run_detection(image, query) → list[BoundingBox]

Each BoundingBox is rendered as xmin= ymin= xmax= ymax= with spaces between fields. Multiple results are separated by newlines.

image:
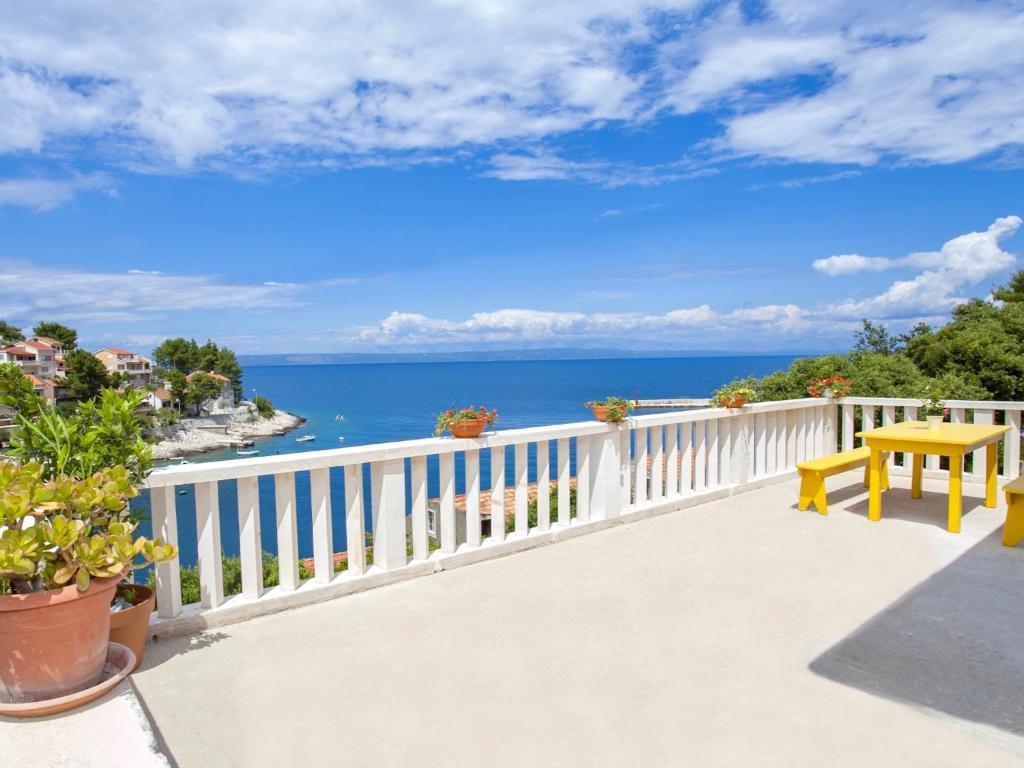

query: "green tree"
xmin=254 ymin=395 xmax=275 ymax=419
xmin=0 ymin=363 xmax=43 ymax=418
xmin=852 ymin=319 xmax=899 ymax=355
xmin=0 ymin=320 xmax=24 ymax=346
xmin=166 ymin=369 xmax=188 ymax=412
xmin=187 ymin=372 xmax=223 ymax=413
xmin=992 ymin=271 xmax=1024 ymax=304
xmin=64 ymin=349 xmax=111 ymax=402
xmin=31 ymin=321 xmax=77 ymax=350
xmin=215 ymin=347 xmax=243 ymax=400
xmin=152 ymin=338 xmax=195 ymax=372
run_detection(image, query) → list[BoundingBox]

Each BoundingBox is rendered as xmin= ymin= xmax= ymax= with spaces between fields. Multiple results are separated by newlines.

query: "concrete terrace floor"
xmin=132 ymin=473 xmax=1024 ymax=767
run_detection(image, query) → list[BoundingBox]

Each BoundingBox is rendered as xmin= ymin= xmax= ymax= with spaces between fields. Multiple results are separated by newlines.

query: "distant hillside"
xmin=238 ymin=348 xmax=823 ymax=366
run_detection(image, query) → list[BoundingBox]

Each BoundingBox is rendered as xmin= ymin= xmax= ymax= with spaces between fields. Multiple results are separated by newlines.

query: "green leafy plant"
xmin=9 ymin=388 xmax=153 ymax=485
xmin=434 ymin=406 xmax=498 ymax=437
xmin=585 ymin=396 xmax=633 ymax=422
xmin=920 ymin=387 xmax=946 ymax=418
xmin=711 ymin=385 xmax=756 ymax=408
xmin=254 ymin=395 xmax=275 ymax=419
xmin=0 ymin=462 xmax=176 ymax=595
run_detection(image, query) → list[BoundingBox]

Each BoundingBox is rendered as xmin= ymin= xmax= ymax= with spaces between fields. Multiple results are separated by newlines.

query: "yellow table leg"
xmin=868 ymin=448 xmax=883 ymax=522
xmin=948 ymin=454 xmax=963 ymax=533
xmin=911 ymin=453 xmax=923 ymax=499
xmin=986 ymin=442 xmax=998 ymax=508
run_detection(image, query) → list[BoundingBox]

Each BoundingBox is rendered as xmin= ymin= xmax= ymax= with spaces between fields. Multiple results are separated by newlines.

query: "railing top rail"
xmin=143 ymin=397 xmax=825 ymax=488
xmin=841 ymin=396 xmax=1023 ymax=410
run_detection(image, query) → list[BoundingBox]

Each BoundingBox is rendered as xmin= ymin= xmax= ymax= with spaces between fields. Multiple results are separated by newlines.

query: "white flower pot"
xmin=926 ymin=414 xmax=943 ymax=430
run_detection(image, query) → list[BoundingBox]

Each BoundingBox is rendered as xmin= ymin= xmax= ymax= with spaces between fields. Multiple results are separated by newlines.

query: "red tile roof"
xmin=20 ymin=340 xmax=53 ymax=352
xmin=187 ymin=371 xmax=231 ymax=383
xmin=98 ymin=347 xmax=134 ymax=356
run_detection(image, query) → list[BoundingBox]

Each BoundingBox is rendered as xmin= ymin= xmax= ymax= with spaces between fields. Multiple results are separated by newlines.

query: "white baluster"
xmin=194 ymin=480 xmax=224 ymax=608
xmin=151 ymin=485 xmax=182 ymax=618
xmin=651 ymin=425 xmax=665 ymax=502
xmin=785 ymin=410 xmax=798 ymax=468
xmin=236 ymin=476 xmax=263 ymax=599
xmin=410 ymin=456 xmax=429 ymax=560
xmin=438 ymin=452 xmax=456 ymax=553
xmin=680 ymin=423 xmax=694 ymax=493
xmin=575 ymin=437 xmax=591 ymax=522
xmin=344 ymin=464 xmax=366 ymax=575
xmin=514 ymin=443 xmax=528 ymax=534
xmin=466 ymin=449 xmax=482 ymax=546
xmin=1006 ymin=410 xmax=1021 ymax=478
xmin=490 ymin=446 xmax=506 ymax=541
xmin=707 ymin=420 xmax=720 ymax=487
xmin=310 ymin=468 xmax=333 ymax=584
xmin=536 ymin=441 xmax=550 ymax=531
xmin=882 ymin=405 xmax=895 ymax=470
xmin=903 ymin=406 xmax=918 ymax=469
xmin=274 ymin=472 xmax=299 ymax=591
xmin=370 ymin=459 xmax=408 ymax=570
xmin=666 ymin=424 xmax=680 ymax=498
xmin=634 ymin=426 xmax=649 ymax=507
xmin=973 ymin=409 xmax=994 ymax=477
xmin=754 ymin=413 xmax=767 ymax=477
xmin=694 ymin=421 xmax=708 ymax=491
xmin=556 ymin=437 xmax=570 ymax=526
xmin=842 ymin=404 xmax=855 ymax=450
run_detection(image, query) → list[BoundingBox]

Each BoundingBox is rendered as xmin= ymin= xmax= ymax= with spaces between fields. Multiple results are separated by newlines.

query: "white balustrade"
xmin=142 ymin=397 xmax=957 ymax=633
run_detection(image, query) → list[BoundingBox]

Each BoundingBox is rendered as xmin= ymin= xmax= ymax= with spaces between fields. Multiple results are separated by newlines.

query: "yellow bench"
xmin=1002 ymin=476 xmax=1024 ymax=547
xmin=797 ymin=446 xmax=889 ymax=516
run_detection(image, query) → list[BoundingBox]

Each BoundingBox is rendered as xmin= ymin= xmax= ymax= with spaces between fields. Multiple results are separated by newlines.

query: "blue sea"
xmin=143 ymin=356 xmax=795 ymax=567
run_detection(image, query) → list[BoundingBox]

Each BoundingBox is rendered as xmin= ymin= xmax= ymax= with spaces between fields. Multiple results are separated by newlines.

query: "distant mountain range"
xmin=238 ymin=348 xmax=830 ymax=367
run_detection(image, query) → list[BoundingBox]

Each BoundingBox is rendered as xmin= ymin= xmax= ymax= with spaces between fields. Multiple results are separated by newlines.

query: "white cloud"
xmin=483 ymin=153 xmax=710 ymax=187
xmin=0 ymin=2 xmax=1020 ymax=175
xmin=832 ymin=216 xmax=1021 ymax=318
xmin=0 ymin=262 xmax=371 ymax=324
xmin=0 ymin=172 xmax=116 ymax=211
xmin=352 ymin=216 xmax=1019 ymax=347
xmin=812 ymin=253 xmax=893 ymax=277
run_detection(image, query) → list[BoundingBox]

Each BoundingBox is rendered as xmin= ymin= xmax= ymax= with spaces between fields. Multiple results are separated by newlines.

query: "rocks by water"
xmin=151 ymin=407 xmax=304 ymax=459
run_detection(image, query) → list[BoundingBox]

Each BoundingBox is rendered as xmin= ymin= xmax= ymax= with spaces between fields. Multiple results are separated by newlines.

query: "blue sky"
xmin=0 ymin=1 xmax=1022 ymax=354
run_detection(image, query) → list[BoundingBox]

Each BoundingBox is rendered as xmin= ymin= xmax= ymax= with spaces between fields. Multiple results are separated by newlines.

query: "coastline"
xmin=151 ymin=408 xmax=305 ymax=459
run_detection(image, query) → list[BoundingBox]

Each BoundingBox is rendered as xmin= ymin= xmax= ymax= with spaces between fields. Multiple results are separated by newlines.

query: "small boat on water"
xmin=296 ymin=435 xmax=316 ymax=443
xmin=236 ymin=449 xmax=259 ymax=456
xmin=338 ymin=436 xmax=345 ymax=442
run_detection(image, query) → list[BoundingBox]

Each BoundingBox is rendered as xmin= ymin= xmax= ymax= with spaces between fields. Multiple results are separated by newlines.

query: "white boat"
xmin=296 ymin=435 xmax=316 ymax=443
xmin=236 ymin=449 xmax=259 ymax=456
xmin=338 ymin=436 xmax=345 ymax=442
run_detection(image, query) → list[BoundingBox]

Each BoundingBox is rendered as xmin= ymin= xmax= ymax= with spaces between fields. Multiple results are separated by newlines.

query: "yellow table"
xmin=856 ymin=421 xmax=1010 ymax=533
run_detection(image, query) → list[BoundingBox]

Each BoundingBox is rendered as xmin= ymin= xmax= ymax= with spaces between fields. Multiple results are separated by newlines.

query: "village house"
xmin=0 ymin=338 xmax=59 ymax=380
xmin=185 ymin=371 xmax=235 ymax=412
xmin=25 ymin=373 xmax=69 ymax=405
xmin=94 ymin=348 xmax=154 ymax=388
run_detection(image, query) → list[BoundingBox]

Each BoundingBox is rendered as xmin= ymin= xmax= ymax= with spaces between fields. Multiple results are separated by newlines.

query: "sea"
xmin=141 ymin=356 xmax=796 ymax=567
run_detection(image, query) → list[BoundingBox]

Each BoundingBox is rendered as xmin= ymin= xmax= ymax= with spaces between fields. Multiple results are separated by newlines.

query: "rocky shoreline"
xmin=151 ymin=408 xmax=305 ymax=459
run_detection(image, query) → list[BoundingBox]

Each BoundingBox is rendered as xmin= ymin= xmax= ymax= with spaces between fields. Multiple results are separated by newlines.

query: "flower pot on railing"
xmin=926 ymin=414 xmax=943 ymax=430
xmin=720 ymin=395 xmax=748 ymax=409
xmin=0 ymin=573 xmax=122 ymax=704
xmin=109 ymin=584 xmax=156 ymax=673
xmin=449 ymin=417 xmax=488 ymax=438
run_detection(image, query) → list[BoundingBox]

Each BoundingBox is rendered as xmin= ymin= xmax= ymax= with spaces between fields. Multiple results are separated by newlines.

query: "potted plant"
xmin=109 ymin=582 xmax=156 ymax=673
xmin=0 ymin=462 xmax=176 ymax=706
xmin=435 ymin=406 xmax=498 ymax=438
xmin=920 ymin=388 xmax=946 ymax=430
xmin=806 ymin=376 xmax=851 ymax=399
xmin=711 ymin=385 xmax=756 ymax=409
xmin=585 ymin=397 xmax=633 ymax=423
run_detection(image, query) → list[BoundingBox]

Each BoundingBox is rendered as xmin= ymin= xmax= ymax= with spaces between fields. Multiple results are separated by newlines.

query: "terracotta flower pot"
xmin=590 ymin=405 xmax=610 ymax=422
xmin=0 ymin=573 xmax=121 ymax=704
xmin=721 ymin=396 xmax=748 ymax=409
xmin=450 ymin=417 xmax=487 ymax=438
xmin=109 ymin=584 xmax=155 ymax=673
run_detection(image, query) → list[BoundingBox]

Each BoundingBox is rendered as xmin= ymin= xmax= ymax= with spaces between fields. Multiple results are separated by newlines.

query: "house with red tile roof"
xmin=186 ymin=371 xmax=235 ymax=412
xmin=94 ymin=348 xmax=153 ymax=388
xmin=0 ymin=339 xmax=59 ymax=380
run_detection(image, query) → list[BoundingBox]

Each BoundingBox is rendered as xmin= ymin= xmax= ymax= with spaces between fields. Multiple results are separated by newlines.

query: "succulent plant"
xmin=0 ymin=462 xmax=176 ymax=595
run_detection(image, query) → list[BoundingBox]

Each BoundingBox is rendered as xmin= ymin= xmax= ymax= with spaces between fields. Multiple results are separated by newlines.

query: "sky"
xmin=0 ymin=0 xmax=1022 ymax=355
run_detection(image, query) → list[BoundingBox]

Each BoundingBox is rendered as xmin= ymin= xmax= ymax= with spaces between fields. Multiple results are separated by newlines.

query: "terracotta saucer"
xmin=0 ymin=642 xmax=136 ymax=718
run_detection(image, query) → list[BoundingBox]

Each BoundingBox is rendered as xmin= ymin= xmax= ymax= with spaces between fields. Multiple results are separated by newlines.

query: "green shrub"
xmin=254 ymin=396 xmax=275 ymax=419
